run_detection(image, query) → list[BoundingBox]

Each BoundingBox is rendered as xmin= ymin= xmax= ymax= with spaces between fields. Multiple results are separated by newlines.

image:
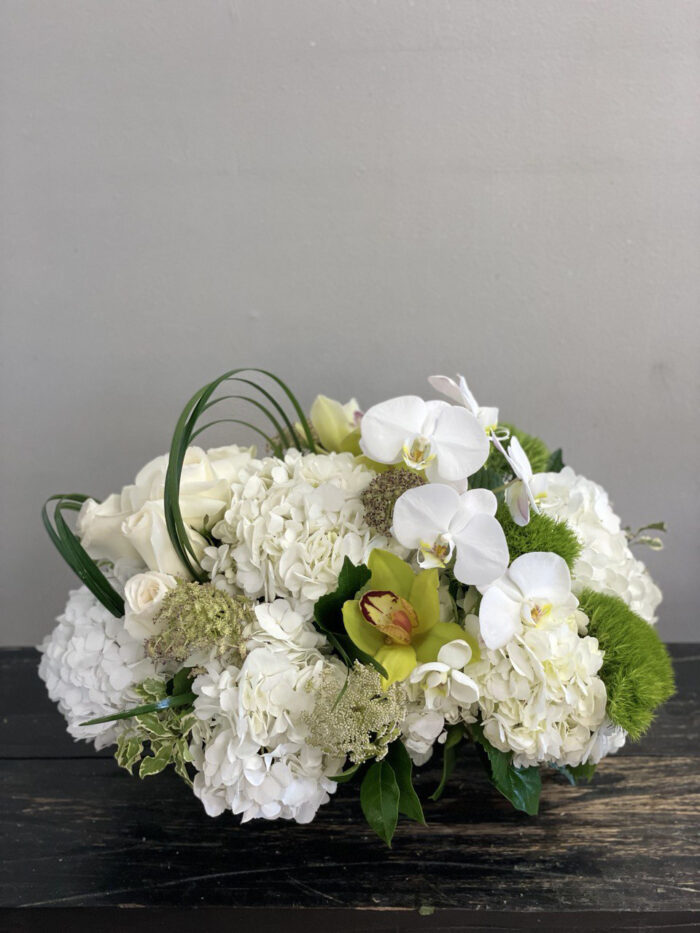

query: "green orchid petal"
xmin=343 ymin=600 xmax=384 ymax=656
xmin=409 ymin=568 xmax=441 ymax=635
xmin=414 ymin=621 xmax=468 ymax=665
xmin=338 ymin=428 xmax=362 ymax=456
xmin=367 ymin=549 xmax=414 ymax=598
xmin=376 ymin=643 xmax=417 ymax=687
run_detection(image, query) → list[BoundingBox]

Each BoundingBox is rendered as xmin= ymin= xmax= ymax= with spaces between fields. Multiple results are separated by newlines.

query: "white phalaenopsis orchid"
xmin=359 ymin=396 xmax=489 ymax=484
xmin=477 ymin=551 xmax=580 ymax=650
xmin=392 ymin=483 xmax=509 ymax=586
xmin=428 ymin=374 xmax=499 ymax=432
xmin=495 ymin=435 xmax=547 ymax=527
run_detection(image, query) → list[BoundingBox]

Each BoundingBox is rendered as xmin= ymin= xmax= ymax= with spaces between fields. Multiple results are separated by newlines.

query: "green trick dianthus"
xmin=488 ymin=423 xmax=551 ymax=475
xmin=361 ymin=468 xmax=426 ymax=536
xmin=496 ymin=501 xmax=581 ymax=571
xmin=147 ymin=582 xmax=253 ymax=663
xmin=578 ymin=589 xmax=674 ymax=740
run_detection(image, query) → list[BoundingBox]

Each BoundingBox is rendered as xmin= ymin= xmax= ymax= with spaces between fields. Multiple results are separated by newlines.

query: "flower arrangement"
xmin=40 ymin=368 xmax=674 ymax=844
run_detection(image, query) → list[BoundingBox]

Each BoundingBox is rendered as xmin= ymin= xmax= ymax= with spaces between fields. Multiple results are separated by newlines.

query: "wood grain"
xmin=1 ymin=645 xmax=698 ymax=925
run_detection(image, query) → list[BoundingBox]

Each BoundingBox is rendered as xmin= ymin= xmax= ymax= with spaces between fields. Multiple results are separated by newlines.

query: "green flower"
xmin=342 ymin=549 xmax=472 ymax=686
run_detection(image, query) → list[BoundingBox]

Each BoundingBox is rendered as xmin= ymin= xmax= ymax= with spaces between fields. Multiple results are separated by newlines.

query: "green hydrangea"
xmin=147 ymin=581 xmax=253 ymax=663
xmin=578 ymin=589 xmax=675 ymax=739
xmin=305 ymin=662 xmax=407 ymax=764
xmin=496 ymin=501 xmax=581 ymax=571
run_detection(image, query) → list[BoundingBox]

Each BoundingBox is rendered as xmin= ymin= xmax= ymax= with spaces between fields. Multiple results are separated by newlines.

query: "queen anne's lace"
xmin=38 ymin=583 xmax=158 ymax=749
xmin=537 ymin=467 xmax=662 ymax=623
xmin=189 ymin=599 xmax=344 ymax=823
xmin=213 ymin=450 xmax=402 ymax=613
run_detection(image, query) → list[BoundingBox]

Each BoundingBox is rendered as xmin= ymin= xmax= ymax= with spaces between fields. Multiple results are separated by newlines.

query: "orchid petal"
xmin=408 ymin=567 xmax=441 ymax=634
xmin=428 ymin=374 xmax=463 ymax=405
xmin=507 ymin=551 xmax=572 ymax=603
xmin=342 ymin=599 xmax=384 ymax=656
xmin=507 ymin=436 xmax=533 ymax=482
xmin=457 ymin=488 xmax=498 ymax=524
xmin=430 ymin=406 xmax=490 ymax=481
xmin=367 ymin=548 xmax=415 ymax=598
xmin=375 ymin=643 xmax=417 ymax=687
xmin=414 ymin=620 xmax=467 ymax=663
xmin=359 ymin=395 xmax=427 ymax=464
xmin=392 ymin=483 xmax=461 ymax=549
xmin=453 ymin=513 xmax=510 ymax=587
xmin=436 ymin=638 xmax=473 ymax=668
xmin=450 ymin=670 xmax=480 ymax=704
xmin=478 ymin=586 xmax=523 ymax=649
xmin=505 ymin=480 xmax=531 ymax=526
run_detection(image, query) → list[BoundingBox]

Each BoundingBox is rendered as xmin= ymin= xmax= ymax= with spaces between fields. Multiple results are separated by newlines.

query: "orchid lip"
xmin=359 ymin=589 xmax=418 ymax=645
xmin=402 ymin=434 xmax=436 ymax=470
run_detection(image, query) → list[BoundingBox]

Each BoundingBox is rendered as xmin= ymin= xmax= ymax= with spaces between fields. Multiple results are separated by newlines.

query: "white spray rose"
xmin=123 ymin=571 xmax=178 ymax=642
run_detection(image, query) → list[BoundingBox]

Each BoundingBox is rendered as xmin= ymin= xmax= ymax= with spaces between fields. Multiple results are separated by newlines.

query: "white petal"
xmin=450 ymin=670 xmax=480 ymax=705
xmin=507 ymin=551 xmax=572 ymax=603
xmin=359 ymin=395 xmax=427 ymax=464
xmin=430 ymin=406 xmax=490 ymax=481
xmin=478 ymin=406 xmax=500 ymax=430
xmin=508 ymin=436 xmax=533 ymax=482
xmin=505 ymin=481 xmax=531 ymax=526
xmin=428 ymin=375 xmax=463 ymax=405
xmin=457 ymin=488 xmax=498 ymax=524
xmin=453 ymin=513 xmax=510 ymax=587
xmin=392 ymin=483 xmax=461 ymax=549
xmin=456 ymin=375 xmax=480 ymax=415
xmin=437 ymin=639 xmax=473 ymax=668
xmin=479 ymin=585 xmax=523 ymax=649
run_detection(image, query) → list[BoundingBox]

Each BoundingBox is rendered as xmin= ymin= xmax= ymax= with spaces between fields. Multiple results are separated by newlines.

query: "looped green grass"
xmin=578 ymin=589 xmax=675 ymax=739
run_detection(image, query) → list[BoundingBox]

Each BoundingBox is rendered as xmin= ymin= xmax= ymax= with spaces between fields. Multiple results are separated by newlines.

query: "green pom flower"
xmin=496 ymin=501 xmax=581 ymax=571
xmin=342 ymin=549 xmax=473 ymax=686
xmin=578 ymin=589 xmax=675 ymax=739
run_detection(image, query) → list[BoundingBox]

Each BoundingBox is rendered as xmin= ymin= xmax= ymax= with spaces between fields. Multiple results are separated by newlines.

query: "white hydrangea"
xmin=189 ymin=599 xmax=344 ymax=824
xmin=38 ymin=583 xmax=158 ymax=750
xmin=213 ymin=450 xmax=401 ymax=614
xmin=468 ymin=609 xmax=608 ymax=769
xmin=536 ymin=466 xmax=662 ymax=623
xmin=401 ymin=640 xmax=480 ymax=765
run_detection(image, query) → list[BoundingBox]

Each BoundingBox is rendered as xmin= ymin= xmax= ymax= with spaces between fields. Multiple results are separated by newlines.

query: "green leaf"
xmin=330 ymin=761 xmax=364 ymax=783
xmin=429 ymin=723 xmax=465 ymax=801
xmin=360 ymin=760 xmax=400 ymax=847
xmin=546 ymin=448 xmax=564 ymax=472
xmin=139 ymin=745 xmax=173 ymax=778
xmin=314 ymin=557 xmax=371 ymax=631
xmin=312 ymin=557 xmax=387 ymax=677
xmin=42 ymin=494 xmax=125 ymax=617
xmin=80 ymin=691 xmax=195 ymax=726
xmin=552 ymin=762 xmax=596 ymax=786
xmin=468 ymin=467 xmax=506 ymax=492
xmin=470 ymin=722 xmax=541 ymax=815
xmin=386 ymin=741 xmax=425 ymax=825
xmin=115 ymin=734 xmax=144 ymax=775
xmin=170 ymin=667 xmax=193 ymax=696
xmin=135 ymin=712 xmax=172 ymax=738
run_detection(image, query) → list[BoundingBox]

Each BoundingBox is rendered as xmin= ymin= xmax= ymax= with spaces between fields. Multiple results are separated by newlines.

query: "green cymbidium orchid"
xmin=310 ymin=394 xmax=363 ymax=454
xmin=342 ymin=549 xmax=475 ymax=687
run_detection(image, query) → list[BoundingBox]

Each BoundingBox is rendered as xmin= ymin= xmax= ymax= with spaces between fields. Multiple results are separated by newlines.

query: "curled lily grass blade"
xmin=41 ymin=494 xmax=125 ymax=617
xmin=164 ymin=368 xmax=317 ymax=581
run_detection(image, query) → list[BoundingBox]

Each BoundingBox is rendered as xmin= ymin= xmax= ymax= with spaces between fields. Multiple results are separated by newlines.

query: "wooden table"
xmin=1 ymin=645 xmax=698 ymax=931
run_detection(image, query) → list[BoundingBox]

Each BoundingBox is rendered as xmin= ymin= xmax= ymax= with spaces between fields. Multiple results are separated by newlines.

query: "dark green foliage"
xmin=488 ymin=423 xmax=551 ymax=475
xmin=470 ymin=721 xmax=541 ymax=815
xmin=579 ymin=589 xmax=675 ymax=740
xmin=429 ymin=723 xmax=465 ymax=801
xmin=497 ymin=501 xmax=581 ymax=571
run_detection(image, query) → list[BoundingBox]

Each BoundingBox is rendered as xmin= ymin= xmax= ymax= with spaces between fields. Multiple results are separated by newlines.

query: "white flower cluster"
xmin=189 ymin=599 xmax=344 ymax=823
xmin=38 ymin=583 xmax=158 ymax=749
xmin=212 ymin=450 xmax=400 ymax=614
xmin=469 ymin=609 xmax=607 ymax=769
xmin=537 ymin=467 xmax=662 ymax=623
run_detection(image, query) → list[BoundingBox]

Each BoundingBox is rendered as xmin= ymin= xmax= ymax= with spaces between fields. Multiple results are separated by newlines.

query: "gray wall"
xmin=1 ymin=1 xmax=698 ymax=645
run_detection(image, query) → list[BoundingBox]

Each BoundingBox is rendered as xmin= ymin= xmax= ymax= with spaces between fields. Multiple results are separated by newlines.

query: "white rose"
xmin=77 ymin=494 xmax=141 ymax=564
xmin=122 ymin=500 xmax=208 ymax=577
xmin=77 ymin=444 xmax=256 ymax=576
xmin=124 ymin=571 xmax=178 ymax=641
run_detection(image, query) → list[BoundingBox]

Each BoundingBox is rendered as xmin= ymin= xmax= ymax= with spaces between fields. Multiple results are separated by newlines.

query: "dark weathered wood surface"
xmin=1 ymin=645 xmax=698 ymax=930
